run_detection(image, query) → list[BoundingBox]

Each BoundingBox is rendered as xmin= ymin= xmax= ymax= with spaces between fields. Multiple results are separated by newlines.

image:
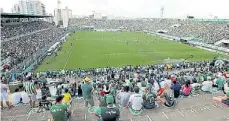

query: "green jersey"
xmin=110 ymin=87 xmax=117 ymax=97
xmin=50 ymin=104 xmax=68 ymax=121
xmin=216 ymin=78 xmax=225 ymax=90
xmin=23 ymin=82 xmax=35 ymax=94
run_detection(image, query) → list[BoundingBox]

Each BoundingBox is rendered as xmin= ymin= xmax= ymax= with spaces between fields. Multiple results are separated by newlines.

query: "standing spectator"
xmin=0 ymin=81 xmax=11 ymax=109
xmin=23 ymin=77 xmax=37 ymax=108
xmin=81 ymin=77 xmax=94 ymax=107
xmin=63 ymin=89 xmax=71 ymax=105
xmin=77 ymin=81 xmax=83 ymax=98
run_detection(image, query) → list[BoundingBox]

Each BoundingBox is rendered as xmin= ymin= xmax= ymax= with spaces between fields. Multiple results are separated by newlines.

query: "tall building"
xmin=12 ymin=0 xmax=46 ymax=15
xmin=54 ymin=0 xmax=72 ymax=27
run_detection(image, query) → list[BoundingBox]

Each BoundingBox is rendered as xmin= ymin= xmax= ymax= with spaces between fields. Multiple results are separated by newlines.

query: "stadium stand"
xmin=1 ymin=14 xmax=229 ymax=121
xmin=68 ymin=18 xmax=229 ymax=43
xmin=1 ymin=13 xmax=66 ymax=72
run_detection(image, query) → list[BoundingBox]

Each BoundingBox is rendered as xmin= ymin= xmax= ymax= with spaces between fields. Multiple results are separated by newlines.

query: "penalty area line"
xmin=104 ymin=54 xmax=111 ymax=66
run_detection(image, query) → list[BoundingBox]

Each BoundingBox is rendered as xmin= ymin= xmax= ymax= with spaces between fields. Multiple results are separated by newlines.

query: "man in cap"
xmin=81 ymin=77 xmax=94 ymax=107
xmin=95 ymin=95 xmax=120 ymax=121
xmin=143 ymin=85 xmax=158 ymax=109
xmin=50 ymin=96 xmax=71 ymax=121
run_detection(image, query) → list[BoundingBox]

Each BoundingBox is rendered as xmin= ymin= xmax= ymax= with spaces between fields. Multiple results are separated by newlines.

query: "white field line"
xmin=63 ymin=46 xmax=73 ymax=70
xmin=104 ymin=54 xmax=111 ymax=66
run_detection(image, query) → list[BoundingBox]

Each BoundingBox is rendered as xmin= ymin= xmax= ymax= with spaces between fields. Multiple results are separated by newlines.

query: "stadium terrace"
xmin=1 ymin=14 xmax=229 ymax=121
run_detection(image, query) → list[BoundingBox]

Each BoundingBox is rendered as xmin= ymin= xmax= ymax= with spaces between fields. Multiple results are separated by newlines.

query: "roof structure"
xmin=1 ymin=13 xmax=52 ymax=18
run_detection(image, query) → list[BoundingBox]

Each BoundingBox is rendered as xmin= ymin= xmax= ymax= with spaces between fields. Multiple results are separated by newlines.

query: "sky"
xmin=0 ymin=0 xmax=229 ymax=18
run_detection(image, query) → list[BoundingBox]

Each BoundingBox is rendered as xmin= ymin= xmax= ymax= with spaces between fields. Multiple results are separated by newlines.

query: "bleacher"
xmin=2 ymin=92 xmax=229 ymax=121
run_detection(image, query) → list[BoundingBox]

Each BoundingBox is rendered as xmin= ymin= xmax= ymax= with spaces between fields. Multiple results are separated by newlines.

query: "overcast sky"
xmin=0 ymin=0 xmax=229 ymax=18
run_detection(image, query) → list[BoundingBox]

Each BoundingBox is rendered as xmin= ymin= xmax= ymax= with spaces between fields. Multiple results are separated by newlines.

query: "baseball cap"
xmin=106 ymin=95 xmax=114 ymax=104
xmin=85 ymin=77 xmax=90 ymax=82
xmin=146 ymin=84 xmax=151 ymax=89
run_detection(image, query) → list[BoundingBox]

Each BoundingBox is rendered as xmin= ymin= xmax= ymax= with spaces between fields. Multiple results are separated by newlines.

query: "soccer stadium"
xmin=1 ymin=1 xmax=229 ymax=121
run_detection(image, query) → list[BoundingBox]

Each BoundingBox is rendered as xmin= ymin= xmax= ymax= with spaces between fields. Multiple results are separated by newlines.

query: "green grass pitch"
xmin=36 ymin=31 xmax=219 ymax=71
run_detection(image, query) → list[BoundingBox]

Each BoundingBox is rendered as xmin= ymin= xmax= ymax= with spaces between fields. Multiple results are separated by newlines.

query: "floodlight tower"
xmin=57 ymin=0 xmax=62 ymax=9
xmin=160 ymin=6 xmax=164 ymax=18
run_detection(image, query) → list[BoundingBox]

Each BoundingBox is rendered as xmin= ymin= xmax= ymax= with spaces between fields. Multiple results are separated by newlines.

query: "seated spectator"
xmin=216 ymin=75 xmax=226 ymax=92
xmin=63 ymin=89 xmax=71 ymax=105
xmin=224 ymin=80 xmax=229 ymax=93
xmin=213 ymin=91 xmax=229 ymax=106
xmin=95 ymin=95 xmax=120 ymax=121
xmin=116 ymin=86 xmax=131 ymax=107
xmin=50 ymin=96 xmax=71 ymax=121
xmin=181 ymin=80 xmax=192 ymax=96
xmin=143 ymin=85 xmax=158 ymax=109
xmin=157 ymin=83 xmax=175 ymax=107
xmin=170 ymin=81 xmax=181 ymax=98
xmin=126 ymin=87 xmax=143 ymax=113
xmin=21 ymin=91 xmax=29 ymax=104
xmin=201 ymin=77 xmax=213 ymax=92
xmin=12 ymin=88 xmax=22 ymax=105
xmin=191 ymin=79 xmax=201 ymax=95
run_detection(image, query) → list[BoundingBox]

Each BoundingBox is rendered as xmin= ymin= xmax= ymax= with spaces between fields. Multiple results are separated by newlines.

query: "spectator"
xmin=23 ymin=77 xmax=37 ymax=108
xmin=157 ymin=83 xmax=175 ymax=107
xmin=143 ymin=85 xmax=158 ymax=109
xmin=12 ymin=88 xmax=22 ymax=105
xmin=116 ymin=86 xmax=131 ymax=107
xmin=63 ymin=89 xmax=71 ymax=105
xmin=50 ymin=96 xmax=71 ymax=121
xmin=213 ymin=91 xmax=229 ymax=106
xmin=181 ymin=80 xmax=192 ymax=96
xmin=81 ymin=77 xmax=94 ymax=107
xmin=126 ymin=87 xmax=143 ymax=114
xmin=170 ymin=81 xmax=181 ymax=98
xmin=201 ymin=76 xmax=213 ymax=92
xmin=0 ymin=81 xmax=11 ymax=109
xmin=95 ymin=95 xmax=120 ymax=121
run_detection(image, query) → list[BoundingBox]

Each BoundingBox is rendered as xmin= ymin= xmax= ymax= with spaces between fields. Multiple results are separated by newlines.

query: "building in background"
xmin=12 ymin=0 xmax=46 ymax=15
xmin=0 ymin=8 xmax=3 ymax=13
xmin=54 ymin=0 xmax=72 ymax=27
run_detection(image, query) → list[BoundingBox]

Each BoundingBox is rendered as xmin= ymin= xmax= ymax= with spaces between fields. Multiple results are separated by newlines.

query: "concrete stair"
xmin=1 ymin=93 xmax=229 ymax=121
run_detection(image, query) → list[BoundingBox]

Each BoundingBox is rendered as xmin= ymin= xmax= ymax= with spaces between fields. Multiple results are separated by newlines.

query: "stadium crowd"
xmin=69 ymin=18 xmax=229 ymax=43
xmin=1 ymin=61 xmax=229 ymax=121
xmin=1 ymin=21 xmax=66 ymax=71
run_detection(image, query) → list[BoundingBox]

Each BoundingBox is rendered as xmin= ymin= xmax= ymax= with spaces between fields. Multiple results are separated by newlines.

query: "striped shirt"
xmin=23 ymin=81 xmax=35 ymax=94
